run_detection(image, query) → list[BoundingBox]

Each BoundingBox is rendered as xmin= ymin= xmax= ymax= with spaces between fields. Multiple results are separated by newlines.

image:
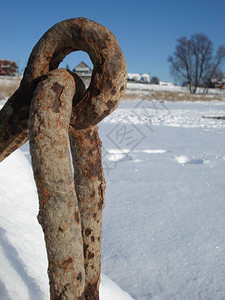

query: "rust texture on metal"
xmin=0 ymin=17 xmax=127 ymax=162
xmin=69 ymin=73 xmax=105 ymax=299
xmin=29 ymin=69 xmax=85 ymax=299
xmin=70 ymin=126 xmax=105 ymax=300
xmin=0 ymin=17 xmax=127 ymax=299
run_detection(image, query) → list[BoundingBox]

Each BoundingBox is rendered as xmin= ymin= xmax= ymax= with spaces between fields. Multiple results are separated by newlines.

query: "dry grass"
xmin=123 ymin=90 xmax=225 ymax=102
xmin=0 ymin=77 xmax=21 ymax=99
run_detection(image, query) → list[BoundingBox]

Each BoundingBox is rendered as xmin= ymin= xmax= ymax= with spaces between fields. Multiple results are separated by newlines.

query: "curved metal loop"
xmin=0 ymin=17 xmax=127 ymax=162
xmin=23 ymin=17 xmax=127 ymax=129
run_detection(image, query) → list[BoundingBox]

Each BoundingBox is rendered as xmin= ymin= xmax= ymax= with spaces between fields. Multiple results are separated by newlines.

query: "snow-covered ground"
xmin=100 ymin=99 xmax=225 ymax=300
xmin=0 ymin=96 xmax=225 ymax=299
xmin=127 ymin=82 xmax=185 ymax=92
xmin=126 ymin=82 xmax=225 ymax=94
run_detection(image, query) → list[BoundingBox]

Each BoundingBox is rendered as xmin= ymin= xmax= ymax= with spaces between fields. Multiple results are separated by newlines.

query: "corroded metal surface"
xmin=0 ymin=17 xmax=127 ymax=162
xmin=69 ymin=72 xmax=105 ymax=299
xmin=70 ymin=126 xmax=105 ymax=300
xmin=0 ymin=17 xmax=127 ymax=299
xmin=29 ymin=69 xmax=85 ymax=299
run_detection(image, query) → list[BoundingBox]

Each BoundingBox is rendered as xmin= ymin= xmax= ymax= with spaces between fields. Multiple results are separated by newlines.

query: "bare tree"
xmin=168 ymin=33 xmax=225 ymax=93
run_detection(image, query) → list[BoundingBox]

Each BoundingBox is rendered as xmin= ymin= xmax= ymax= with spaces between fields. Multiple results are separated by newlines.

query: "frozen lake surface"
xmin=99 ymin=99 xmax=225 ymax=300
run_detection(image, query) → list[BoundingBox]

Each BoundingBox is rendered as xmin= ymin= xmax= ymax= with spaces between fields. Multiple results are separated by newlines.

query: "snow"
xmin=103 ymin=100 xmax=225 ymax=129
xmin=0 ymin=147 xmax=134 ymax=300
xmin=99 ymin=99 xmax=225 ymax=300
xmin=126 ymin=81 xmax=184 ymax=92
xmin=0 ymin=150 xmax=48 ymax=300
xmin=0 ymin=95 xmax=225 ymax=299
xmin=126 ymin=81 xmax=225 ymax=95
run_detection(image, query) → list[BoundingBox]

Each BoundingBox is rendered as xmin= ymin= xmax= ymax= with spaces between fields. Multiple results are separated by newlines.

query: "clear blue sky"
xmin=0 ymin=0 xmax=224 ymax=82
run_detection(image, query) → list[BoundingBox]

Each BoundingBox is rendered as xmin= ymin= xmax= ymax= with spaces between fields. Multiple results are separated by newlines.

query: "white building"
xmin=73 ymin=62 xmax=92 ymax=79
xmin=127 ymin=73 xmax=150 ymax=83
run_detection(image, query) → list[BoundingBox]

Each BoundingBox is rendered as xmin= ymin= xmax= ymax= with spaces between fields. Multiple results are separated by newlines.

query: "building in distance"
xmin=73 ymin=62 xmax=92 ymax=79
xmin=0 ymin=59 xmax=18 ymax=76
xmin=127 ymin=73 xmax=150 ymax=83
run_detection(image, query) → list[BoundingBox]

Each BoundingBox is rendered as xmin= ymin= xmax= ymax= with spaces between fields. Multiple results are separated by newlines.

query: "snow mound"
xmin=141 ymin=149 xmax=167 ymax=154
xmin=103 ymin=148 xmax=168 ymax=164
xmin=174 ymin=155 xmax=206 ymax=165
xmin=100 ymin=274 xmax=134 ymax=300
xmin=0 ymin=149 xmax=134 ymax=300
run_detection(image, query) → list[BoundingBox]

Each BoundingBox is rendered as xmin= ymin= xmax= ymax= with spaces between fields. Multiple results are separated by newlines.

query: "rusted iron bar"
xmin=29 ymin=69 xmax=86 ymax=299
xmin=68 ymin=75 xmax=105 ymax=299
xmin=70 ymin=126 xmax=105 ymax=300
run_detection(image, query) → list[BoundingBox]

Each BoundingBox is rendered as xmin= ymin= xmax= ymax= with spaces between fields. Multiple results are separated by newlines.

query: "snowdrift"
xmin=0 ymin=149 xmax=134 ymax=300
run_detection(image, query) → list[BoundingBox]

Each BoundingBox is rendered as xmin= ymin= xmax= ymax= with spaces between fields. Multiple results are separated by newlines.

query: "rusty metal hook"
xmin=0 ymin=18 xmax=127 ymax=299
xmin=0 ymin=17 xmax=127 ymax=162
xmin=0 ymin=18 xmax=127 ymax=300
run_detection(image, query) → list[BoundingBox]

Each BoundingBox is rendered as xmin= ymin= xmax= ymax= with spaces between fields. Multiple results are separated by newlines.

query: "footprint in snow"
xmin=174 ymin=155 xmax=205 ymax=165
xmin=138 ymin=149 xmax=168 ymax=154
xmin=107 ymin=152 xmax=134 ymax=162
xmin=104 ymin=149 xmax=168 ymax=163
